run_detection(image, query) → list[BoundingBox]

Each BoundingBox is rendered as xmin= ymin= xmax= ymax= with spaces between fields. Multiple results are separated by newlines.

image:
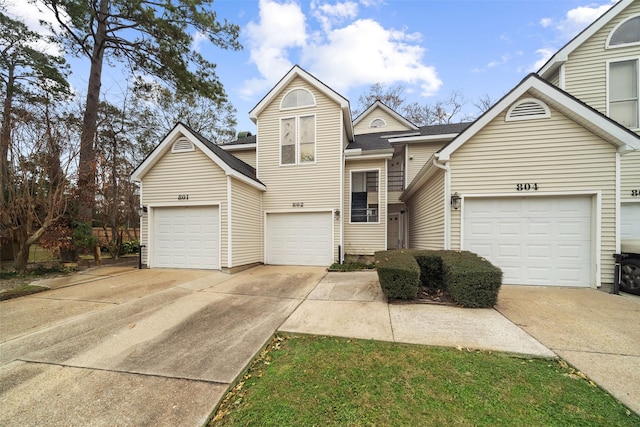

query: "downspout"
xmin=432 ymin=156 xmax=451 ymax=250
xmin=339 ymin=114 xmax=345 ymax=264
xmin=227 ymin=175 xmax=233 ymax=269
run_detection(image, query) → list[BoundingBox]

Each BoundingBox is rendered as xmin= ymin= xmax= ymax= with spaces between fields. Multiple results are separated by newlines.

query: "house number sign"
xmin=292 ymin=202 xmax=304 ymax=208
xmin=516 ymin=183 xmax=538 ymax=191
xmin=178 ymin=194 xmax=189 ymax=200
xmin=632 ymin=190 xmax=640 ymax=197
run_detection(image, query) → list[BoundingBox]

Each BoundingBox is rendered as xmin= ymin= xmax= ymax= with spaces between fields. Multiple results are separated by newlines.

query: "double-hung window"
xmin=280 ymin=115 xmax=316 ymax=165
xmin=351 ymin=171 xmax=379 ymax=223
xmin=609 ymin=59 xmax=639 ymax=129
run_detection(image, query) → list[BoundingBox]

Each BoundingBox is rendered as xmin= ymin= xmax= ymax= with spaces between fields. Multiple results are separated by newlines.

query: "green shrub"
xmin=374 ymin=250 xmax=502 ymax=307
xmin=441 ymin=251 xmax=503 ymax=308
xmin=413 ymin=251 xmax=446 ymax=290
xmin=374 ymin=250 xmax=420 ymax=299
xmin=120 ymin=239 xmax=140 ymax=255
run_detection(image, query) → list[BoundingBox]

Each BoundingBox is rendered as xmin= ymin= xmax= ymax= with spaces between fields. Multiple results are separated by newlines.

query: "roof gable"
xmin=353 ymin=100 xmax=418 ymax=132
xmin=130 ymin=123 xmax=265 ymax=190
xmin=538 ymin=0 xmax=634 ymax=77
xmin=437 ymin=74 xmax=640 ymax=161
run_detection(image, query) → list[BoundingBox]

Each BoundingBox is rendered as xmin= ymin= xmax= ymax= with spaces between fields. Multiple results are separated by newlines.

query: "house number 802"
xmin=178 ymin=194 xmax=189 ymax=200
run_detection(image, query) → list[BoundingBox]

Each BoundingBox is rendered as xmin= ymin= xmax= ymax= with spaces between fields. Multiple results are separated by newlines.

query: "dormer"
xmin=353 ymin=100 xmax=418 ymax=135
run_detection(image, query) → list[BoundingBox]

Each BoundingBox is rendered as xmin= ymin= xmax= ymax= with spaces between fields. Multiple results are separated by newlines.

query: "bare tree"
xmin=353 ymin=82 xmax=406 ymax=118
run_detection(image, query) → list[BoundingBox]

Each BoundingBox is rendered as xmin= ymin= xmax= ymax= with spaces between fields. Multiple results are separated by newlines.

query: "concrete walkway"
xmin=280 ymin=271 xmax=554 ymax=357
xmin=1 ymin=266 xmax=636 ymax=425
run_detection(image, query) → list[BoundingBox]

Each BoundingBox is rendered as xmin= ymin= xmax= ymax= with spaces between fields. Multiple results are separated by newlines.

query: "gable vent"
xmin=506 ymin=98 xmax=551 ymax=122
xmin=171 ymin=137 xmax=195 ymax=153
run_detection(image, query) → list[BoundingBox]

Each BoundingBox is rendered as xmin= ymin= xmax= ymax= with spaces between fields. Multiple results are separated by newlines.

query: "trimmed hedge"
xmin=375 ymin=250 xmax=502 ymax=308
xmin=374 ymin=250 xmax=420 ymax=299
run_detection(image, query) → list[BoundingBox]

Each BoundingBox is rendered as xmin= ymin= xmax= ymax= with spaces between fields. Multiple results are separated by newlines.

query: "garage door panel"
xmin=464 ymin=197 xmax=591 ymax=287
xmin=153 ymin=206 xmax=219 ymax=269
xmin=266 ymin=212 xmax=332 ymax=266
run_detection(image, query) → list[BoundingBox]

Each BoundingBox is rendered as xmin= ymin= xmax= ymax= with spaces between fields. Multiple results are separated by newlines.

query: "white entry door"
xmin=153 ymin=206 xmax=219 ymax=269
xmin=463 ymin=196 xmax=592 ymax=286
xmin=266 ymin=212 xmax=333 ymax=266
xmin=388 ymin=213 xmax=400 ymax=249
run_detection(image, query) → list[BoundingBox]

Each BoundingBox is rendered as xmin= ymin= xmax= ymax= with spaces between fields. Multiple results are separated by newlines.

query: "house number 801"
xmin=178 ymin=194 xmax=189 ymax=200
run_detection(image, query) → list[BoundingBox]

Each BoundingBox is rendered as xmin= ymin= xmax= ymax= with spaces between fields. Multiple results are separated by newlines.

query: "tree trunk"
xmin=13 ymin=220 xmax=49 ymax=273
xmin=0 ymin=64 xmax=15 ymax=212
xmin=77 ymin=0 xmax=109 ymax=224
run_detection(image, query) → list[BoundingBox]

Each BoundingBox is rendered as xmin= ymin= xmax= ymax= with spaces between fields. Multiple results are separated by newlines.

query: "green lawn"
xmin=210 ymin=335 xmax=639 ymax=426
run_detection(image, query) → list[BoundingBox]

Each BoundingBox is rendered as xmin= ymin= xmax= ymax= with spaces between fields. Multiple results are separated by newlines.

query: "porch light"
xmin=334 ymin=209 xmax=340 ymax=220
xmin=138 ymin=206 xmax=148 ymax=215
xmin=450 ymin=192 xmax=461 ymax=210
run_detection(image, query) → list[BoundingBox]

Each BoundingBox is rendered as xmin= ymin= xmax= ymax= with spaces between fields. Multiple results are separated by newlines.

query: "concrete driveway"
xmin=496 ymin=286 xmax=640 ymax=415
xmin=0 ymin=265 xmax=326 ymax=426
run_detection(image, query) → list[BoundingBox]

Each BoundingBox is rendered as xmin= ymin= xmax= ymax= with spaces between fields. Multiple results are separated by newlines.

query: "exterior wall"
xmin=406 ymin=141 xmax=448 ymax=185
xmin=343 ymin=158 xmax=387 ymax=255
xmin=622 ymin=151 xmax=640 ymax=202
xmin=230 ymin=179 xmax=262 ymax=266
xmin=229 ymin=149 xmax=256 ymax=168
xmin=354 ymin=107 xmax=413 ymax=135
xmin=406 ymin=169 xmax=445 ymax=250
xmin=449 ymin=100 xmax=618 ymax=286
xmin=562 ymin=1 xmax=640 ymax=118
xmin=141 ymin=146 xmax=229 ymax=267
xmin=256 ymin=76 xmax=342 ymax=261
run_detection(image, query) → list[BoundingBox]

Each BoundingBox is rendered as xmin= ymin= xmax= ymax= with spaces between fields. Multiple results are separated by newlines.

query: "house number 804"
xmin=516 ymin=183 xmax=538 ymax=191
xmin=178 ymin=194 xmax=189 ymax=200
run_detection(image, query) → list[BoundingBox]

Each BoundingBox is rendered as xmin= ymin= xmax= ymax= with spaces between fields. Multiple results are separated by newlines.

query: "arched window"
xmin=281 ymin=88 xmax=315 ymax=109
xmin=607 ymin=15 xmax=640 ymax=48
xmin=505 ymin=98 xmax=550 ymax=122
xmin=369 ymin=118 xmax=386 ymax=128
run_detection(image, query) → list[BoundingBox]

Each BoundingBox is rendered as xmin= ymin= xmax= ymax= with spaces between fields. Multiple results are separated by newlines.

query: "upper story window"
xmin=280 ymin=115 xmax=316 ymax=165
xmin=350 ymin=170 xmax=379 ymax=223
xmin=369 ymin=118 xmax=386 ymax=128
xmin=505 ymin=98 xmax=550 ymax=122
xmin=608 ymin=58 xmax=639 ymax=129
xmin=607 ymin=15 xmax=640 ymax=48
xmin=281 ymin=88 xmax=315 ymax=109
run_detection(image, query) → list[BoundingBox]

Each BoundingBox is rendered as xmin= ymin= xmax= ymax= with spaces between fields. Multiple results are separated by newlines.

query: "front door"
xmin=388 ymin=213 xmax=400 ymax=250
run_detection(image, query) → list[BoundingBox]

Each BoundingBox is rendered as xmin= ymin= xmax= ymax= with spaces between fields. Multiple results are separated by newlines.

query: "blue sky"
xmin=9 ymin=0 xmax=616 ymax=136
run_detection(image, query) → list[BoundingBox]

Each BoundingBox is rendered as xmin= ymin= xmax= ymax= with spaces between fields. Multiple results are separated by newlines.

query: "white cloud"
xmin=539 ymin=18 xmax=552 ymax=28
xmin=541 ymin=1 xmax=614 ymax=39
xmin=191 ymin=31 xmax=208 ymax=53
xmin=530 ymin=48 xmax=555 ymax=72
xmin=241 ymin=0 xmax=307 ymax=98
xmin=4 ymin=0 xmax=66 ymax=56
xmin=241 ymin=0 xmax=442 ymax=100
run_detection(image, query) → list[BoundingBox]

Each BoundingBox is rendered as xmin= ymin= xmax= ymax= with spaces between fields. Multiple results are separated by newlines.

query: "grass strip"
xmin=210 ymin=335 xmax=639 ymax=426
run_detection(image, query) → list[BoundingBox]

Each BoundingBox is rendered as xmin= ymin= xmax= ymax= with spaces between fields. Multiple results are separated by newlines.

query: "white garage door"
xmin=266 ymin=212 xmax=333 ymax=266
xmin=153 ymin=206 xmax=219 ymax=269
xmin=621 ymin=203 xmax=640 ymax=239
xmin=463 ymin=197 xmax=592 ymax=286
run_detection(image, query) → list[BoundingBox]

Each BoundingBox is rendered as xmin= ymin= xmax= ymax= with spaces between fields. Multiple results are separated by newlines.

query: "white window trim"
xmin=369 ymin=118 xmax=387 ymax=128
xmin=280 ymin=88 xmax=316 ymax=111
xmin=349 ymin=168 xmax=381 ymax=225
xmin=279 ymin=115 xmax=317 ymax=166
xmin=171 ymin=137 xmax=195 ymax=153
xmin=505 ymin=98 xmax=551 ymax=122
xmin=606 ymin=56 xmax=640 ymax=131
xmin=605 ymin=14 xmax=640 ymax=49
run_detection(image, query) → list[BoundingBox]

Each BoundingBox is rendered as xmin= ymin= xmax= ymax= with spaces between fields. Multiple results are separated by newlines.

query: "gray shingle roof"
xmin=180 ymin=123 xmax=263 ymax=186
xmin=347 ymin=122 xmax=473 ymax=151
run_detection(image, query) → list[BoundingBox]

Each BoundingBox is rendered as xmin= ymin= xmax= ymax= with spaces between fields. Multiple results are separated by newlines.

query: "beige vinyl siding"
xmin=230 ymin=179 xmax=262 ymax=266
xmin=142 ymin=147 xmax=229 ymax=267
xmin=230 ymin=149 xmax=256 ymax=168
xmin=547 ymin=68 xmax=560 ymax=87
xmin=449 ymin=101 xmax=617 ymax=285
xmin=406 ymin=169 xmax=445 ymax=249
xmin=256 ymin=76 xmax=342 ymax=260
xmin=354 ymin=107 xmax=413 ymax=135
xmin=621 ymin=151 xmax=640 ymax=201
xmin=343 ymin=158 xmax=387 ymax=255
xmin=562 ymin=1 xmax=640 ymax=116
xmin=406 ymin=142 xmax=448 ymax=185
xmin=141 ymin=212 xmax=149 ymax=266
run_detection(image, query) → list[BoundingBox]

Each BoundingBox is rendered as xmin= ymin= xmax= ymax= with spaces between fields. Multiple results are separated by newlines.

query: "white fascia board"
xmin=219 ymin=143 xmax=257 ymax=151
xmin=438 ymin=75 xmax=640 ymax=161
xmin=131 ymin=124 xmax=186 ymax=181
xmin=344 ymin=148 xmax=362 ymax=156
xmin=353 ymin=101 xmax=418 ymax=130
xmin=390 ymin=133 xmax=460 ymax=144
xmin=538 ymin=0 xmax=632 ymax=77
xmin=345 ymin=152 xmax=394 ymax=160
xmin=400 ymin=154 xmax=437 ymax=201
